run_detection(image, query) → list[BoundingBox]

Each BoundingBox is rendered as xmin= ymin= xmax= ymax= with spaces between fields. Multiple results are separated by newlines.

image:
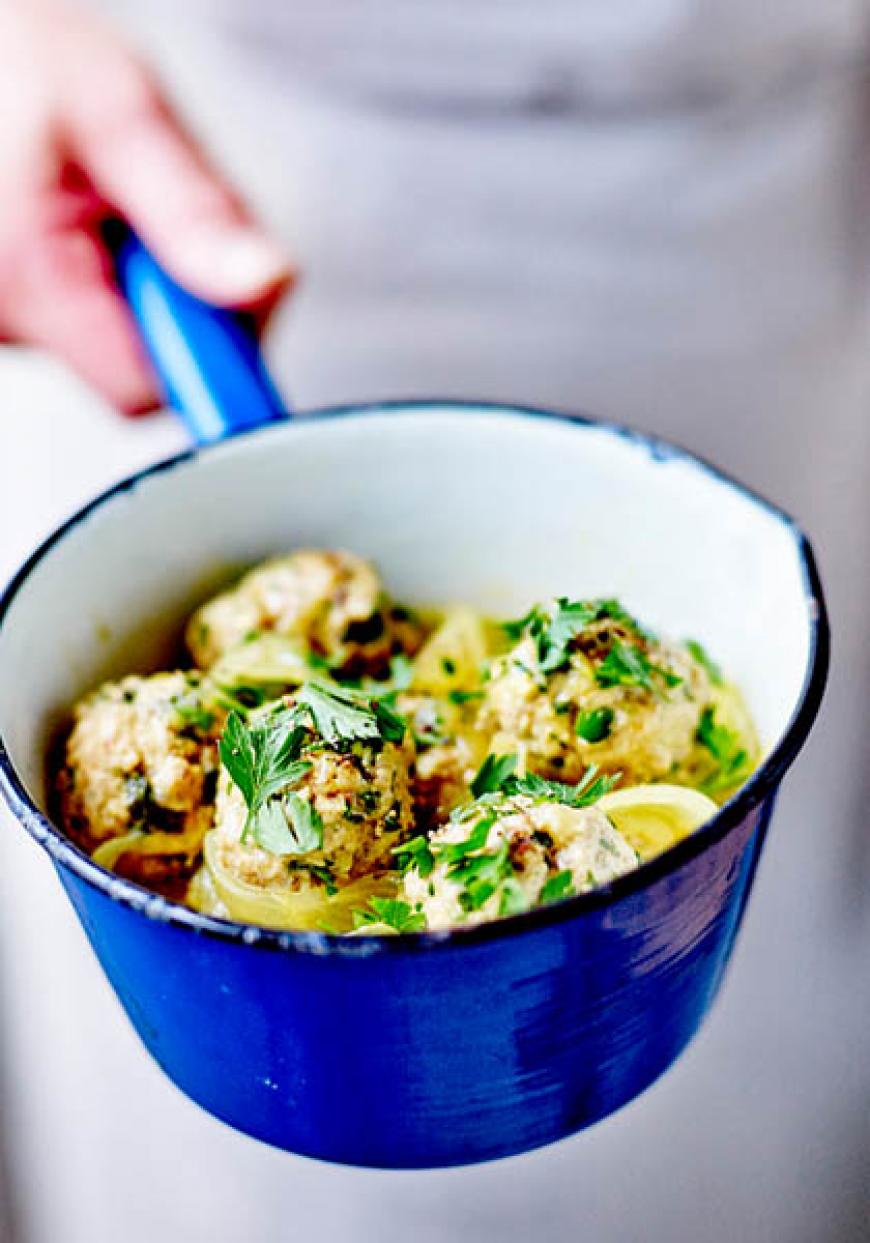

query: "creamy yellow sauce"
xmin=54 ymin=550 xmax=759 ymax=933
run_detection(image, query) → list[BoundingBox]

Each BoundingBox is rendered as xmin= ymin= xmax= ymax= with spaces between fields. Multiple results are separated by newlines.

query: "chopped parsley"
xmin=352 ymin=897 xmax=426 ymax=933
xmin=470 ymin=753 xmax=517 ymax=798
xmin=219 ymin=678 xmax=408 ymax=854
xmin=539 ymin=870 xmax=575 ymax=905
xmin=411 ymin=759 xmax=618 ymax=915
xmin=306 ymin=863 xmax=338 ymax=895
xmin=697 ymin=706 xmax=752 ymax=793
xmin=450 ymin=839 xmax=513 ymax=912
xmin=534 ymin=599 xmax=599 ymax=673
xmin=458 ymin=755 xmax=617 ymax=829
xmin=213 ymin=683 xmax=275 ymax=714
xmin=254 ymin=791 xmax=323 ymax=856
xmin=505 ymin=766 xmax=619 ymax=809
xmin=595 ymin=640 xmax=654 ymax=689
xmin=391 ymin=834 xmax=436 ymax=877
xmin=502 ymin=597 xmax=646 ymax=676
xmin=170 ymin=693 xmax=215 ymax=734
xmin=438 ymin=812 xmax=498 ymax=860
xmin=414 ymin=814 xmax=514 ymax=914
xmin=686 ymin=639 xmax=723 ymax=686
xmin=575 ymin=706 xmax=614 ymax=742
xmin=596 ymin=640 xmax=681 ymax=691
xmin=498 ymin=878 xmax=531 ymax=918
xmin=218 ymin=711 xmax=316 ymax=853
xmin=501 ymin=605 xmax=538 ymax=643
xmin=294 ymin=680 xmax=406 ymax=746
xmin=447 ymin=688 xmax=484 ymax=706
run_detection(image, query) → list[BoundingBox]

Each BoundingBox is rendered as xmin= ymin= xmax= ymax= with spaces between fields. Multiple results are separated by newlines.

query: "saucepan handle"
xmin=107 ymin=221 xmax=290 ymax=444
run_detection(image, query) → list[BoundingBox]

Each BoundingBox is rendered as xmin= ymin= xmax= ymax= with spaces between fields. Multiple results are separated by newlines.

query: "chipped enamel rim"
xmin=0 ymin=400 xmax=829 ymax=956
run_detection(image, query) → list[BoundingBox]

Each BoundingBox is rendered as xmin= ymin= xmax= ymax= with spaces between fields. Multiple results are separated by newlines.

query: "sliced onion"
xmin=202 ymin=831 xmax=396 ymax=932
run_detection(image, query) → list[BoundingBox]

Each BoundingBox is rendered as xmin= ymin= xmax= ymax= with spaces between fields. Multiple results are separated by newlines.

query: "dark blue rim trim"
xmin=0 ymin=399 xmax=830 ymax=956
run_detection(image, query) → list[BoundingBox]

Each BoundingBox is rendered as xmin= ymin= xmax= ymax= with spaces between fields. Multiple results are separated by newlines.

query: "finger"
xmin=5 ymin=221 xmax=161 ymax=414
xmin=66 ymin=56 xmax=294 ymax=311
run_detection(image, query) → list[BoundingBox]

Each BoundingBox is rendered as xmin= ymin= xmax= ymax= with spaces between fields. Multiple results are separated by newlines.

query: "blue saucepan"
xmin=0 ymin=231 xmax=829 ymax=1167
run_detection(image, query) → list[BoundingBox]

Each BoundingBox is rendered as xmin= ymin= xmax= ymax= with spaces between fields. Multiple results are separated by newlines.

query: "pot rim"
xmin=0 ymin=399 xmax=830 ymax=956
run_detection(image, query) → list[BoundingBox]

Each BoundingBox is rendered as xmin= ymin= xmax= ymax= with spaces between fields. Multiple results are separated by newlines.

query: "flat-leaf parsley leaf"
xmin=697 ymin=706 xmax=751 ymax=793
xmin=539 ymin=870 xmax=575 ymax=905
xmin=294 ymin=680 xmax=406 ymax=745
xmin=686 ymin=639 xmax=723 ymax=686
xmin=254 ymin=791 xmax=323 ymax=856
xmin=470 ymin=753 xmax=518 ymax=798
xmin=391 ymin=834 xmax=436 ymax=878
xmin=505 ymin=766 xmax=619 ymax=809
xmin=218 ymin=710 xmax=315 ymax=852
xmin=575 ymin=706 xmax=614 ymax=742
xmin=596 ymin=640 xmax=681 ymax=692
xmin=352 ymin=898 xmax=426 ymax=933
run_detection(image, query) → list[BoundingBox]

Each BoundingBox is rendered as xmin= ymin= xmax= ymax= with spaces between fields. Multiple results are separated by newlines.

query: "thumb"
xmin=68 ymin=59 xmax=293 ymax=310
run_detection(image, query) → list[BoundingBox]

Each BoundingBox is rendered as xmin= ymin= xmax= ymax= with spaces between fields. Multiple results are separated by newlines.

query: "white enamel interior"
xmin=0 ymin=407 xmax=813 ymax=809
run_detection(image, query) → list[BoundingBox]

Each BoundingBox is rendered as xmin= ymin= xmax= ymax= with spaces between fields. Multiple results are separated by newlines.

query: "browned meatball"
xmin=187 ymin=549 xmax=424 ymax=676
xmin=55 ymin=671 xmax=221 ymax=889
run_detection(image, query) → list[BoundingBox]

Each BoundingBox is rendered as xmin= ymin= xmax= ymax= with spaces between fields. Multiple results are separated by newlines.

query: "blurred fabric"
xmin=1 ymin=1 xmax=869 ymax=1240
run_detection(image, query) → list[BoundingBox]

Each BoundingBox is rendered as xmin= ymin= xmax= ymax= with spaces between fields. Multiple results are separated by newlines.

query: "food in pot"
xmin=53 ymin=551 xmax=759 ymax=932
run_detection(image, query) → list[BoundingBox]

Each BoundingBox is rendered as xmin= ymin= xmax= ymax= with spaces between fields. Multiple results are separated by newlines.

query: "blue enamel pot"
xmin=0 ymin=234 xmax=828 ymax=1168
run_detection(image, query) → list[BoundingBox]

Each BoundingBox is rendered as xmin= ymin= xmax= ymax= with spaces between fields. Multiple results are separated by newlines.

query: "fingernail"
xmin=182 ymin=227 xmax=293 ymax=301
xmin=215 ymin=230 xmax=292 ymax=293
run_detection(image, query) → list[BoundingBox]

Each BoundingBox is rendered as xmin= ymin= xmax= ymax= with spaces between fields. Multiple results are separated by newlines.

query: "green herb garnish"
xmin=294 ymin=681 xmax=380 ymax=744
xmin=539 ymin=870 xmax=575 ymax=905
xmin=213 ymin=683 xmax=275 ymax=714
xmin=463 ymin=755 xmax=617 ymax=820
xmin=294 ymin=680 xmax=405 ymax=745
xmin=535 ymin=599 xmax=599 ymax=673
xmin=421 ymin=760 xmax=617 ymax=915
xmin=470 ymin=753 xmax=518 ymax=798
xmin=686 ymin=640 xmax=723 ymax=686
xmin=501 ymin=606 xmax=538 ymax=643
xmin=498 ymin=877 xmax=531 ymax=917
xmin=253 ymin=791 xmax=323 ymax=856
xmin=502 ymin=597 xmax=646 ymax=676
xmin=505 ymin=765 xmax=619 ymax=809
xmin=451 ymin=840 xmax=513 ymax=912
xmin=596 ymin=640 xmax=655 ymax=689
xmin=352 ymin=897 xmax=426 ymax=933
xmin=391 ymin=834 xmax=436 ymax=877
xmin=306 ymin=863 xmax=338 ymax=895
xmin=447 ymin=688 xmax=484 ymax=706
xmin=575 ymin=706 xmax=614 ymax=742
xmin=171 ymin=694 xmax=215 ymax=734
xmin=697 ymin=706 xmax=751 ymax=793
xmin=439 ymin=812 xmax=498 ymax=859
xmin=596 ymin=640 xmax=681 ymax=691
xmin=218 ymin=711 xmax=316 ymax=853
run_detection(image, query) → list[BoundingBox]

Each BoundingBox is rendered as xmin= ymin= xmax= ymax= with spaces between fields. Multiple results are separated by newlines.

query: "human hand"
xmin=0 ymin=1 xmax=294 ymax=412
